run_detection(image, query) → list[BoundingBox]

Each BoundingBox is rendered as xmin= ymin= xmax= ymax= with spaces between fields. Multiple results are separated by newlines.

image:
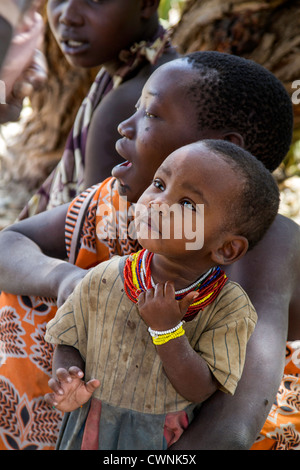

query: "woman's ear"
xmin=211 ymin=236 xmax=249 ymax=266
xmin=140 ymin=0 xmax=160 ymax=19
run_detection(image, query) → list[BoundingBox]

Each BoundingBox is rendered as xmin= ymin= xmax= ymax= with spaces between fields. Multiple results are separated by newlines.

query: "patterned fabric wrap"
xmin=0 ymin=177 xmax=139 ymax=450
xmin=251 ymin=341 xmax=300 ymax=450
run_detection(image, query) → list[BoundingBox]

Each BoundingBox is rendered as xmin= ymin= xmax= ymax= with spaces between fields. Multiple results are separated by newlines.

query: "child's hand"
xmin=45 ymin=366 xmax=100 ymax=413
xmin=137 ymin=281 xmax=198 ymax=332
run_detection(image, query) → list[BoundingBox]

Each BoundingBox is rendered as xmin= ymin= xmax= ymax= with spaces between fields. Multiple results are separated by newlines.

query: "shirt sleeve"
xmin=45 ymin=269 xmax=95 ymax=360
xmin=45 ymin=256 xmax=122 ymax=361
xmin=194 ymin=281 xmax=257 ymax=395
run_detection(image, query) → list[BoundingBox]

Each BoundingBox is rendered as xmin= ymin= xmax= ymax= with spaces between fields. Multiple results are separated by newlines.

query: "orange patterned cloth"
xmin=251 ymin=341 xmax=300 ymax=450
xmin=0 ymin=177 xmax=138 ymax=450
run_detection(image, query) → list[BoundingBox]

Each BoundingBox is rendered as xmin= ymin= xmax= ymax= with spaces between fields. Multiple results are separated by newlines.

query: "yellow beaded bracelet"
xmin=152 ymin=325 xmax=185 ymax=346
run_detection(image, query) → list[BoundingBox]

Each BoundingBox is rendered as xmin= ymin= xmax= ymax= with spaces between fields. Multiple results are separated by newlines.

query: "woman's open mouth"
xmin=111 ymin=160 xmax=133 ymax=192
xmin=112 ymin=160 xmax=132 ymax=178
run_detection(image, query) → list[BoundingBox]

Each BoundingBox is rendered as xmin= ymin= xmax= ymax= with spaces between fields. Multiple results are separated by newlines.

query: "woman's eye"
xmin=145 ymin=110 xmax=156 ymax=118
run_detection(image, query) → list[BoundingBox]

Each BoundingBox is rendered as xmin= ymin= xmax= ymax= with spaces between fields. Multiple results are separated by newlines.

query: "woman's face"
xmin=47 ymin=0 xmax=148 ymax=68
xmin=112 ymin=60 xmax=223 ymax=203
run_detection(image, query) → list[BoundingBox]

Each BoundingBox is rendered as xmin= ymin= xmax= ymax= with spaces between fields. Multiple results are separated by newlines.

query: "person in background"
xmin=19 ymin=0 xmax=177 ymax=219
xmin=0 ymin=0 xmax=46 ymax=124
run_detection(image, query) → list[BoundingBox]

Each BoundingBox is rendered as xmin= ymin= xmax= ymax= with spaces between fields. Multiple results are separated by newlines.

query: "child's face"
xmin=135 ymin=143 xmax=240 ymax=262
xmin=47 ymin=0 xmax=149 ymax=68
xmin=112 ymin=60 xmax=223 ymax=203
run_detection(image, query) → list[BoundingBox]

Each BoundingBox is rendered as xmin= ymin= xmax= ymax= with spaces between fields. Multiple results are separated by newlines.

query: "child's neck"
xmin=151 ymin=252 xmax=216 ymax=291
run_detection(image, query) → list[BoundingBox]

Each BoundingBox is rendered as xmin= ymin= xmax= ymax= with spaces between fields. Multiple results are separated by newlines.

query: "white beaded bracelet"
xmin=148 ymin=322 xmax=183 ymax=338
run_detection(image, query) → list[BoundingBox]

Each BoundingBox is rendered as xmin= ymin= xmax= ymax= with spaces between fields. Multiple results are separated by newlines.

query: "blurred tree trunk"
xmin=3 ymin=0 xmax=300 ymax=189
xmin=171 ymin=0 xmax=300 ymax=146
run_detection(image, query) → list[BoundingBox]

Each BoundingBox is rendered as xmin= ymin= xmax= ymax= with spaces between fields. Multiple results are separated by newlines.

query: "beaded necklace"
xmin=123 ymin=249 xmax=228 ymax=321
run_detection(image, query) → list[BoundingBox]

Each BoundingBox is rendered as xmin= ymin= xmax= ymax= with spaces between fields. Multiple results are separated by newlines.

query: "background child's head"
xmin=47 ymin=0 xmax=161 ymax=68
xmin=113 ymin=51 xmax=293 ymax=203
xmin=136 ymin=140 xmax=279 ymax=268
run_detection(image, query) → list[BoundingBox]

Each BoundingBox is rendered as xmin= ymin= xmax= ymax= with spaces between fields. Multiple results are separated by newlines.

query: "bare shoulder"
xmin=227 ymin=214 xmax=300 ymax=283
xmin=225 ymin=214 xmax=300 ymax=338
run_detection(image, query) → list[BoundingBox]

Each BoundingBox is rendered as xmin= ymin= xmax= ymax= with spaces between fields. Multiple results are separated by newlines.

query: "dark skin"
xmin=0 ymin=60 xmax=299 ymax=449
xmin=45 ymin=146 xmax=250 ymax=412
xmin=47 ymin=0 xmax=178 ymax=188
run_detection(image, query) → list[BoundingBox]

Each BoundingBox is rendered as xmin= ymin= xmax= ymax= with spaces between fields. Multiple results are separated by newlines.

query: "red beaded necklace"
xmin=124 ymin=249 xmax=228 ymax=321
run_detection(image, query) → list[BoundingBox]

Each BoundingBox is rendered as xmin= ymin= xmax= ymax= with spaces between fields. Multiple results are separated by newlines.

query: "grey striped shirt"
xmin=46 ymin=256 xmax=257 ymax=413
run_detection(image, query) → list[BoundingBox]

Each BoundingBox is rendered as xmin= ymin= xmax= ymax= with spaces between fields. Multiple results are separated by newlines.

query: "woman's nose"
xmin=59 ymin=0 xmax=84 ymax=26
xmin=117 ymin=118 xmax=135 ymax=140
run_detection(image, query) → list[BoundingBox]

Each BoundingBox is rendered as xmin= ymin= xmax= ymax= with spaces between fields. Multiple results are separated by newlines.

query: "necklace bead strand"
xmin=124 ymin=249 xmax=228 ymax=322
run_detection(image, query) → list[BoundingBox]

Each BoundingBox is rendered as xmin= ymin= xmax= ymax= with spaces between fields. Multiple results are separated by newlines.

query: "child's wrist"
xmin=148 ymin=322 xmax=185 ymax=345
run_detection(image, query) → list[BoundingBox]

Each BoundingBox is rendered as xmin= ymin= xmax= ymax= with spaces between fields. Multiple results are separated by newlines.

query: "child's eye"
xmin=181 ymin=200 xmax=196 ymax=211
xmin=152 ymin=179 xmax=164 ymax=191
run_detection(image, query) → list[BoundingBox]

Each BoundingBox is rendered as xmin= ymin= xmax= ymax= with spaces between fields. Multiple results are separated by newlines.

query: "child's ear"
xmin=140 ymin=0 xmax=160 ymax=19
xmin=223 ymin=132 xmax=245 ymax=149
xmin=211 ymin=236 xmax=249 ymax=266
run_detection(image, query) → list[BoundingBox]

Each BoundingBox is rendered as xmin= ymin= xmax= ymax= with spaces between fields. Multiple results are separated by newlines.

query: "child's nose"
xmin=149 ymin=200 xmax=170 ymax=217
xmin=59 ymin=0 xmax=84 ymax=26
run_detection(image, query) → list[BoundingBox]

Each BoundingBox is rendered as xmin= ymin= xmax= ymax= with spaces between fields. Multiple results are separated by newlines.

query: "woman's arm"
xmin=171 ymin=215 xmax=295 ymax=449
xmin=0 ymin=204 xmax=87 ymax=304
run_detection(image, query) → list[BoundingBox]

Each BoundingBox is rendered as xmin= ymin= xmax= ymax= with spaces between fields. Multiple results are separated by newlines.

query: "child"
xmin=19 ymin=0 xmax=177 ymax=218
xmin=45 ymin=140 xmax=280 ymax=449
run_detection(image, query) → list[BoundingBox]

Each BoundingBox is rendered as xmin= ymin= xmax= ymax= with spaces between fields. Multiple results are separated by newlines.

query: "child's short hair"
xmin=184 ymin=51 xmax=293 ymax=172
xmin=201 ymin=139 xmax=280 ymax=250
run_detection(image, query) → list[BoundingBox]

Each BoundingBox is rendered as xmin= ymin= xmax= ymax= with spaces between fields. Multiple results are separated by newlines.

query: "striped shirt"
xmin=46 ymin=255 xmax=257 ymax=413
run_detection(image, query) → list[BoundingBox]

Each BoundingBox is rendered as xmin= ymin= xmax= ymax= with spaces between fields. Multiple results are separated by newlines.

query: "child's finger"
xmin=55 ymin=367 xmax=73 ymax=383
xmin=179 ymin=291 xmax=198 ymax=314
xmin=44 ymin=392 xmax=58 ymax=407
xmin=164 ymin=281 xmax=175 ymax=297
xmin=68 ymin=366 xmax=84 ymax=379
xmin=154 ymin=283 xmax=165 ymax=297
xmin=137 ymin=291 xmax=145 ymax=306
xmin=48 ymin=377 xmax=64 ymax=395
xmin=85 ymin=379 xmax=101 ymax=394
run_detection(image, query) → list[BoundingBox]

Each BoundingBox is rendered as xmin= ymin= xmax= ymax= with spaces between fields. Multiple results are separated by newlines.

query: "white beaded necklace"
xmin=140 ymin=249 xmax=214 ymax=294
